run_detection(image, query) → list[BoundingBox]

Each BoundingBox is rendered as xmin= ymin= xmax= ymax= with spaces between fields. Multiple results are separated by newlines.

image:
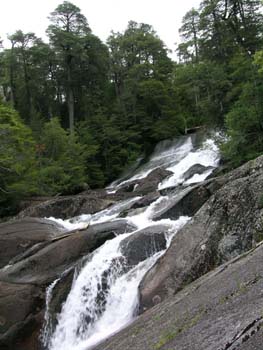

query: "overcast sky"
xmin=0 ymin=0 xmax=201 ymax=56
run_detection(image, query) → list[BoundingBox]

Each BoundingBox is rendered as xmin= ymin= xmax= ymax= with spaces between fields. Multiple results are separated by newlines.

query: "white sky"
xmin=0 ymin=0 xmax=201 ymax=57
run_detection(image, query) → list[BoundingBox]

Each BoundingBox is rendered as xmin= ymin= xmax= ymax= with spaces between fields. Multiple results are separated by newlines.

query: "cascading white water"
xmin=107 ymin=136 xmax=194 ymax=192
xmin=158 ymin=138 xmax=220 ymax=190
xmin=48 ymin=240 xmax=164 ymax=350
xmin=45 ymin=133 xmax=221 ymax=350
xmin=48 ymin=196 xmax=142 ymax=231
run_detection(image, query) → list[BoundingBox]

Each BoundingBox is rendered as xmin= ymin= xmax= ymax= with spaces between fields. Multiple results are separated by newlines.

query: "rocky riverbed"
xmin=1 ymin=134 xmax=263 ymax=350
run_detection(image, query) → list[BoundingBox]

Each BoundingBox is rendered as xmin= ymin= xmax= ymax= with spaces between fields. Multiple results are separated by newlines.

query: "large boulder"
xmin=153 ymin=178 xmax=224 ymax=221
xmin=118 ymin=193 xmax=160 ymax=218
xmin=93 ymin=242 xmax=263 ymax=350
xmin=130 ymin=192 xmax=161 ymax=209
xmin=134 ymin=168 xmax=173 ymax=195
xmin=182 ymin=163 xmax=214 ymax=181
xmin=17 ymin=193 xmax=114 ymax=220
xmin=139 ymin=155 xmax=263 ymax=311
xmin=0 ymin=219 xmax=136 ymax=285
xmin=120 ymin=225 xmax=167 ymax=267
xmin=0 ymin=218 xmax=65 ymax=269
xmin=85 ymin=219 xmax=136 ymax=237
xmin=116 ymin=167 xmax=173 ymax=195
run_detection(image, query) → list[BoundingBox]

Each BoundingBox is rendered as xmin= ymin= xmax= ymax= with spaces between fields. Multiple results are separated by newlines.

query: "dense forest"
xmin=0 ymin=0 xmax=263 ymax=217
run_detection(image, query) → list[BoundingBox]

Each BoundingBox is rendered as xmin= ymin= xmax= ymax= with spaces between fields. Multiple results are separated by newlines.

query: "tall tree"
xmin=199 ymin=0 xmax=263 ymax=62
xmin=7 ymin=30 xmax=37 ymax=120
xmin=199 ymin=0 xmax=232 ymax=62
xmin=178 ymin=8 xmax=200 ymax=63
xmin=47 ymin=1 xmax=91 ymax=134
xmin=222 ymin=0 xmax=263 ymax=54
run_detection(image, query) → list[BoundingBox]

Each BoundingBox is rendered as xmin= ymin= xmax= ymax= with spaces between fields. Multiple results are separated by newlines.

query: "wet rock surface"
xmin=130 ymin=192 xmax=160 ymax=209
xmin=182 ymin=163 xmax=214 ymax=181
xmin=46 ymin=269 xmax=75 ymax=336
xmin=120 ymin=225 xmax=167 ymax=267
xmin=116 ymin=167 xmax=173 ymax=195
xmin=133 ymin=168 xmax=173 ymax=195
xmin=152 ymin=182 xmax=210 ymax=221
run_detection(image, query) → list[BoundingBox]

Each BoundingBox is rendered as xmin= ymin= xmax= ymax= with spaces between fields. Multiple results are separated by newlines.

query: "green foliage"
xmin=173 ymin=62 xmax=230 ymax=128
xmin=35 ymin=117 xmax=88 ymax=195
xmin=107 ymin=21 xmax=181 ymax=147
xmin=75 ymin=121 xmax=105 ymax=187
xmin=85 ymin=111 xmax=141 ymax=183
xmin=0 ymin=108 xmax=94 ymax=216
xmin=222 ymin=81 xmax=263 ymax=166
xmin=0 ymin=104 xmax=36 ymax=216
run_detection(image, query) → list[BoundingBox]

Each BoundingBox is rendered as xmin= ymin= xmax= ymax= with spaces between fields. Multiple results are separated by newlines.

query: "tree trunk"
xmin=21 ymin=49 xmax=33 ymax=122
xmin=67 ymin=66 xmax=74 ymax=135
xmin=9 ymin=44 xmax=17 ymax=108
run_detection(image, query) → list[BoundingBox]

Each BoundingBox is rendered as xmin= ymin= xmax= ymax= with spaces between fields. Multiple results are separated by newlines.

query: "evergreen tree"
xmin=47 ymin=1 xmax=109 ymax=133
xmin=178 ymin=8 xmax=200 ymax=63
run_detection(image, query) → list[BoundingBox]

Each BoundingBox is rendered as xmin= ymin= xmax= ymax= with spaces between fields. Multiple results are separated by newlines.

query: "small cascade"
xmin=48 ymin=197 xmax=141 ymax=231
xmin=40 ymin=278 xmax=60 ymax=348
xmin=43 ymin=132 xmax=221 ymax=350
xmin=48 ymin=234 xmax=127 ymax=350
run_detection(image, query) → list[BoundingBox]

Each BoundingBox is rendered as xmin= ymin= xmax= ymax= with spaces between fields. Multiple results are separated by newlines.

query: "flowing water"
xmin=43 ymin=132 xmax=221 ymax=350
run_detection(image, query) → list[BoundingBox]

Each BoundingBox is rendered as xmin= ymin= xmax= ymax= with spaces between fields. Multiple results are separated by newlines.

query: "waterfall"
xmin=43 ymin=133 xmax=220 ymax=350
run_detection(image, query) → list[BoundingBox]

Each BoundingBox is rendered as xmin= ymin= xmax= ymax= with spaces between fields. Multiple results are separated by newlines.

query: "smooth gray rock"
xmin=0 ymin=218 xmax=65 ymax=269
xmin=130 ymin=192 xmax=161 ymax=209
xmin=86 ymin=219 xmax=136 ymax=236
xmin=17 ymin=194 xmax=114 ymax=220
xmin=0 ymin=281 xmax=44 ymax=350
xmin=0 ymin=219 xmax=135 ymax=285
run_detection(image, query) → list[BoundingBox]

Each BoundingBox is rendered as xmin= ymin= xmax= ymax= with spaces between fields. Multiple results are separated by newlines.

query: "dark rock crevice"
xmin=221 ymin=317 xmax=263 ymax=350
